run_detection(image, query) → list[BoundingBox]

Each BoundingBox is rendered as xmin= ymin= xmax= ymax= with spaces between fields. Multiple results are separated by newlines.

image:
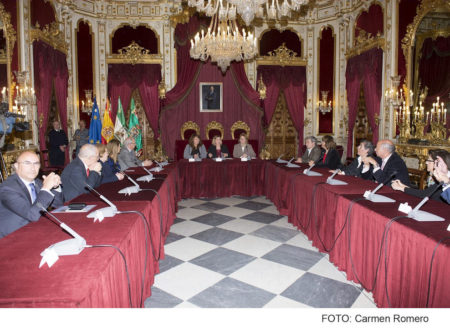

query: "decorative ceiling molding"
xmin=0 ymin=2 xmax=16 ymax=61
xmin=345 ymin=30 xmax=385 ymax=59
xmin=107 ymin=41 xmax=162 ymax=65
xmin=256 ymin=43 xmax=307 ymax=66
xmin=30 ymin=21 xmax=68 ymax=54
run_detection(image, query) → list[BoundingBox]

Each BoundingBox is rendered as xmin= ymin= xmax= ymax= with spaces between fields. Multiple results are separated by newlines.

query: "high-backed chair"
xmin=180 ymin=121 xmax=200 ymax=140
xmin=205 ymin=121 xmax=224 ymax=139
xmin=231 ymin=121 xmax=250 ymax=139
xmin=39 ymin=149 xmax=64 ymax=175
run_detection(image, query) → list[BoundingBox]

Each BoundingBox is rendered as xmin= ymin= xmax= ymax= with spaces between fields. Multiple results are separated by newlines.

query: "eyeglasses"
xmin=18 ymin=161 xmax=41 ymax=167
xmin=425 ymin=159 xmax=434 ymax=163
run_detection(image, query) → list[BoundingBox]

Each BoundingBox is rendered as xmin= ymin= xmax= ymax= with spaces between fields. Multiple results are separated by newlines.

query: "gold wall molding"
xmin=106 ymin=41 xmax=162 ymax=65
xmin=345 ymin=29 xmax=385 ymax=59
xmin=401 ymin=0 xmax=450 ymax=93
xmin=30 ymin=21 xmax=68 ymax=54
xmin=0 ymin=1 xmax=16 ymax=110
xmin=256 ymin=43 xmax=307 ymax=67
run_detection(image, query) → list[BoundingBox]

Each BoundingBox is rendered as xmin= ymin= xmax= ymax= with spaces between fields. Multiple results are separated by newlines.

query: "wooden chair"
xmin=180 ymin=121 xmax=200 ymax=140
xmin=230 ymin=121 xmax=250 ymax=139
xmin=39 ymin=149 xmax=64 ymax=175
xmin=205 ymin=121 xmax=224 ymax=139
xmin=407 ymin=168 xmax=427 ymax=190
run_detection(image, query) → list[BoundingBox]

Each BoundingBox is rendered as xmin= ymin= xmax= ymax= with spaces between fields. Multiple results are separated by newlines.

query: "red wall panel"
xmin=259 ymin=29 xmax=302 ymax=56
xmin=318 ymin=27 xmax=334 ymax=134
xmin=77 ymin=21 xmax=93 ymax=126
xmin=30 ymin=0 xmax=55 ymax=28
xmin=111 ymin=25 xmax=158 ymax=54
xmin=355 ymin=3 xmax=384 ymax=37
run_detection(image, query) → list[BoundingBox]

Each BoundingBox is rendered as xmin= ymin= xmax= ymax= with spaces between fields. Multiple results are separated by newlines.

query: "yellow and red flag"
xmin=101 ymin=99 xmax=115 ymax=144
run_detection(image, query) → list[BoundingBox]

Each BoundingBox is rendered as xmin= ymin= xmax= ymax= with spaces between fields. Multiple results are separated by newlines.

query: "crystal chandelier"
xmin=13 ymin=71 xmax=36 ymax=108
xmin=188 ymin=0 xmax=309 ymax=26
xmin=317 ymin=90 xmax=332 ymax=115
xmin=190 ymin=13 xmax=257 ymax=73
xmin=81 ymin=89 xmax=94 ymax=114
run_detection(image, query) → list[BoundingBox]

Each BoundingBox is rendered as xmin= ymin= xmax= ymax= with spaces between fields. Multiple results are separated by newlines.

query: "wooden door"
xmin=265 ymin=91 xmax=298 ymax=159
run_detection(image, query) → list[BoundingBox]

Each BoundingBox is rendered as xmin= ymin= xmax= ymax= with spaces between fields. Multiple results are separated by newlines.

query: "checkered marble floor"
xmin=145 ymin=196 xmax=377 ymax=308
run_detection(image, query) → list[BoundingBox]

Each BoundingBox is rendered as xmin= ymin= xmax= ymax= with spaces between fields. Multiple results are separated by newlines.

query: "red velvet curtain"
xmin=108 ymin=64 xmax=161 ymax=137
xmin=33 ymin=41 xmax=68 ymax=164
xmin=345 ymin=48 xmax=383 ymax=157
xmin=257 ymin=65 xmax=306 ymax=154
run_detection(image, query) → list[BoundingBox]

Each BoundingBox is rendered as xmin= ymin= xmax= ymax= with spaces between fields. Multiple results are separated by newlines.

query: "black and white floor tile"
xmin=144 ymin=196 xmax=377 ymax=308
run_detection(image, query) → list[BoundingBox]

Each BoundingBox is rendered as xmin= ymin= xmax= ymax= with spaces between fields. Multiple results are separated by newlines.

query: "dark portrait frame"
xmin=200 ymin=82 xmax=223 ymax=112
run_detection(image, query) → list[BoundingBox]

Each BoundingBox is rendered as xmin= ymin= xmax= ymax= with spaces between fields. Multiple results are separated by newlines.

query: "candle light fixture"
xmin=317 ymin=90 xmax=332 ymax=115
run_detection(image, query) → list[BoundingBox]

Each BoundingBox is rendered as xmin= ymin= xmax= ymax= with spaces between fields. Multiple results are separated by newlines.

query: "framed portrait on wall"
xmin=200 ymin=82 xmax=223 ymax=112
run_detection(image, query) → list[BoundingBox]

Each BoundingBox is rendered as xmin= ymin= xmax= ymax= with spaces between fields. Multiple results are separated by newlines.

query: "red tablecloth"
xmin=0 ymin=201 xmax=154 ymax=308
xmin=177 ymin=158 xmax=265 ymax=198
xmin=266 ymin=161 xmax=450 ymax=308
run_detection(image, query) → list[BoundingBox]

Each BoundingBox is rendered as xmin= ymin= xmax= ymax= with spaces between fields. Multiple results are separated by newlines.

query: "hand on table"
xmin=193 ymin=154 xmax=199 ymax=159
xmin=308 ymin=160 xmax=315 ymax=167
xmin=59 ymin=145 xmax=66 ymax=152
xmin=116 ymin=172 xmax=125 ymax=180
xmin=391 ymin=179 xmax=407 ymax=192
xmin=208 ymin=153 xmax=213 ymax=158
xmin=223 ymin=153 xmax=228 ymax=158
xmin=90 ymin=162 xmax=102 ymax=174
xmin=143 ymin=160 xmax=153 ymax=167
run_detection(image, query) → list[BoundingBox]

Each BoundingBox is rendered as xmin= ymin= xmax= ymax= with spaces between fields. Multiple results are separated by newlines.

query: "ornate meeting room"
xmin=0 ymin=0 xmax=449 ymax=310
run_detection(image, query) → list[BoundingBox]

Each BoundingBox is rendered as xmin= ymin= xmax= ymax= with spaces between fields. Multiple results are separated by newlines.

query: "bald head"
xmin=14 ymin=151 xmax=41 ymax=182
xmin=78 ymin=144 xmax=99 ymax=167
xmin=375 ymin=139 xmax=395 ymax=159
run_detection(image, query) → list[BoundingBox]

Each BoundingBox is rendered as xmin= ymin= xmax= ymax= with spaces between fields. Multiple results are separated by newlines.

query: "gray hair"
xmin=123 ymin=137 xmax=135 ymax=146
xmin=360 ymin=140 xmax=374 ymax=155
xmin=380 ymin=141 xmax=395 ymax=154
xmin=78 ymin=144 xmax=98 ymax=159
xmin=305 ymin=136 xmax=317 ymax=144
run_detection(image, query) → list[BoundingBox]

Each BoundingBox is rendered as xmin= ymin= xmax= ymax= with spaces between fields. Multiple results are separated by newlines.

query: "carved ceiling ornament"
xmin=30 ymin=21 xmax=68 ymax=54
xmin=345 ymin=28 xmax=385 ymax=59
xmin=0 ymin=2 xmax=16 ymax=61
xmin=107 ymin=41 xmax=162 ymax=65
xmin=401 ymin=0 xmax=450 ymax=92
xmin=256 ymin=43 xmax=307 ymax=66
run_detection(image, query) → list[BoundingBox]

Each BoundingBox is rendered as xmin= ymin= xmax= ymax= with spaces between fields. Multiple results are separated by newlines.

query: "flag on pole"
xmin=128 ymin=98 xmax=143 ymax=155
xmin=88 ymin=97 xmax=102 ymax=144
xmin=101 ymin=99 xmax=114 ymax=144
xmin=114 ymin=97 xmax=128 ymax=144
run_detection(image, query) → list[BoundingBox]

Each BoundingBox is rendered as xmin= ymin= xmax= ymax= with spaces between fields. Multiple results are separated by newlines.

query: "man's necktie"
xmin=29 ymin=183 xmax=37 ymax=203
xmin=381 ymin=160 xmax=386 ymax=170
xmin=86 ymin=168 xmax=90 ymax=177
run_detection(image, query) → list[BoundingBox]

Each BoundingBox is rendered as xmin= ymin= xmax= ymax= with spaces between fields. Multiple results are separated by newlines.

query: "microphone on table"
xmin=150 ymin=161 xmax=163 ymax=172
xmin=303 ymin=158 xmax=322 ymax=176
xmin=85 ymin=183 xmax=118 ymax=220
xmin=363 ymin=171 xmax=397 ymax=203
xmin=276 ymin=154 xmax=288 ymax=164
xmin=286 ymin=157 xmax=300 ymax=168
xmin=398 ymin=183 xmax=445 ymax=222
xmin=326 ymin=166 xmax=347 ymax=185
xmin=36 ymin=202 xmax=87 ymax=268
xmin=137 ymin=166 xmax=154 ymax=183
xmin=119 ymin=172 xmax=141 ymax=195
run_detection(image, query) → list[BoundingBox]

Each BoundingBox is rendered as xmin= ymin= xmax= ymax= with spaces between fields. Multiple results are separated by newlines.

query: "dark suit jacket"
xmin=100 ymin=159 xmax=118 ymax=184
xmin=404 ymin=183 xmax=444 ymax=202
xmin=301 ymin=146 xmax=322 ymax=163
xmin=61 ymin=157 xmax=102 ymax=202
xmin=372 ymin=152 xmax=411 ymax=186
xmin=315 ymin=149 xmax=342 ymax=170
xmin=48 ymin=129 xmax=68 ymax=166
xmin=440 ymin=188 xmax=450 ymax=204
xmin=342 ymin=156 xmax=379 ymax=180
xmin=207 ymin=144 xmax=230 ymax=158
xmin=0 ymin=174 xmax=63 ymax=238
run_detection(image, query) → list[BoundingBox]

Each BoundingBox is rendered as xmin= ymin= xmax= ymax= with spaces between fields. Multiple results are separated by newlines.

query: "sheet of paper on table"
xmin=52 ymin=205 xmax=97 ymax=213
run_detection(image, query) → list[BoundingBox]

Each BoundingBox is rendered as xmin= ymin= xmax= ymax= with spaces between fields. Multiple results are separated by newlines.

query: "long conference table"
xmin=0 ymin=159 xmax=448 ymax=308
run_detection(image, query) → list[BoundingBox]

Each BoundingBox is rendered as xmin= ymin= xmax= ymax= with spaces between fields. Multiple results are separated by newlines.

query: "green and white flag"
xmin=128 ymin=98 xmax=143 ymax=154
xmin=114 ymin=97 xmax=128 ymax=144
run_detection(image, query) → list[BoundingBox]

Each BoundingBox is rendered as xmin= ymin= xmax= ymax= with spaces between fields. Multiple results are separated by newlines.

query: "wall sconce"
xmin=158 ymin=77 xmax=166 ymax=100
xmin=258 ymin=76 xmax=266 ymax=100
xmin=81 ymin=89 xmax=93 ymax=114
xmin=317 ymin=90 xmax=332 ymax=115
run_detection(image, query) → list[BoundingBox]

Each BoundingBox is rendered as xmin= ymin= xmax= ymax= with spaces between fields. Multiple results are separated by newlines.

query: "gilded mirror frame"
xmin=0 ymin=2 xmax=16 ymax=111
xmin=401 ymin=0 xmax=450 ymax=104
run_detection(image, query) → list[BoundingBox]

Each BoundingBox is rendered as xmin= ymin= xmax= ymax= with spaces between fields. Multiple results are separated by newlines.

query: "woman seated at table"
xmin=233 ymin=133 xmax=256 ymax=159
xmin=96 ymin=142 xmax=124 ymax=184
xmin=183 ymin=134 xmax=207 ymax=160
xmin=207 ymin=135 xmax=229 ymax=159
xmin=391 ymin=149 xmax=447 ymax=202
xmin=309 ymin=135 xmax=342 ymax=170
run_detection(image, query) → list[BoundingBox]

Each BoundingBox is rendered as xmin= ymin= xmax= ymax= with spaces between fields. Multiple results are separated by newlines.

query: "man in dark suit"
xmin=296 ymin=136 xmax=322 ymax=163
xmin=339 ymin=140 xmax=378 ymax=180
xmin=433 ymin=154 xmax=450 ymax=204
xmin=0 ymin=151 xmax=63 ymax=238
xmin=366 ymin=139 xmax=411 ymax=186
xmin=61 ymin=144 xmax=102 ymax=202
xmin=48 ymin=120 xmax=68 ymax=166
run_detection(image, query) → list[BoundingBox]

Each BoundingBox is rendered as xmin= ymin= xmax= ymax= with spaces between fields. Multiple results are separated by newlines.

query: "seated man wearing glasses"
xmin=0 ymin=151 xmax=63 ymax=238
